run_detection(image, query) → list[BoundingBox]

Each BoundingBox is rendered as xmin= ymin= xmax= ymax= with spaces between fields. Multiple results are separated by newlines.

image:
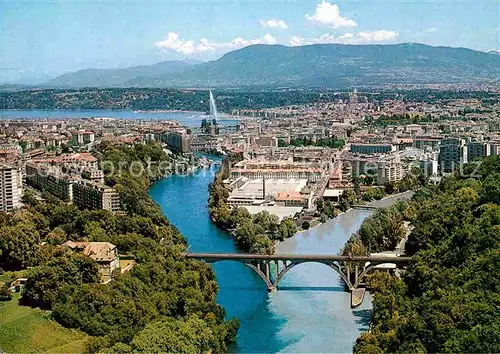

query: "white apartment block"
xmin=0 ymin=163 xmax=23 ymax=212
xmin=377 ymin=163 xmax=408 ymax=185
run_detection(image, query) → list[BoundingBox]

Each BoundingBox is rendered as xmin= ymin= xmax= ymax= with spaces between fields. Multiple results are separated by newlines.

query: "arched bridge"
xmin=183 ymin=253 xmax=412 ymax=306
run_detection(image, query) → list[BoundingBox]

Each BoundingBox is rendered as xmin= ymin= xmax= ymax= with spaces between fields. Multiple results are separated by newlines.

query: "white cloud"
xmin=357 ymin=30 xmax=399 ymax=42
xmin=305 ymin=1 xmax=357 ymax=28
xmin=423 ymin=27 xmax=437 ymax=33
xmin=290 ymin=30 xmax=399 ymax=46
xmin=155 ymin=32 xmax=277 ymax=55
xmin=260 ymin=19 xmax=288 ymax=29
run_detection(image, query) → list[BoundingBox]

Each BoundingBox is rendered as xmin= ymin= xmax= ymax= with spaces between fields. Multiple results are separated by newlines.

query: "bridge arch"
xmin=202 ymin=259 xmax=275 ymax=290
xmin=274 ymin=261 xmax=354 ymax=290
xmin=244 ymin=263 xmax=274 ymax=290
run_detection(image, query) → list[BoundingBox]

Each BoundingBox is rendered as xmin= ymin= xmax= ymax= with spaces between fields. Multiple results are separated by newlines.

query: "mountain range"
xmin=46 ymin=43 xmax=500 ymax=88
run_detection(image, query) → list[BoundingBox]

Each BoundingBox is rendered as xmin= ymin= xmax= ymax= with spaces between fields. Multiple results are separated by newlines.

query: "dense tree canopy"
xmin=0 ymin=142 xmax=238 ymax=353
xmin=353 ymin=156 xmax=500 ymax=353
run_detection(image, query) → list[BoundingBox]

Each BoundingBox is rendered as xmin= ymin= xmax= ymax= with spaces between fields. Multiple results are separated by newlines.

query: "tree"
xmin=277 ymin=217 xmax=297 ymax=240
xmin=384 ymin=182 xmax=396 ymax=194
xmin=316 ymin=198 xmax=324 ymax=212
xmin=301 ymin=221 xmax=310 ymax=230
xmin=22 ymin=190 xmax=39 ymax=207
xmin=278 ymin=139 xmax=287 ymax=147
xmin=249 ymin=235 xmax=274 ymax=254
xmin=323 ymin=201 xmax=337 ymax=219
xmin=339 ymin=189 xmax=357 ymax=211
xmin=0 ymin=284 xmax=12 ymax=301
xmin=354 ymin=156 xmax=500 ymax=353
xmin=22 ymin=253 xmax=99 ymax=309
xmin=131 ymin=316 xmax=216 ymax=353
xmin=0 ymin=223 xmax=41 ymax=270
xmin=362 ymin=187 xmax=385 ymax=201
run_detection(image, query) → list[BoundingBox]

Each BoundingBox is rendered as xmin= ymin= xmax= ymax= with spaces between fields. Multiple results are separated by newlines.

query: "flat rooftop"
xmin=243 ymin=205 xmax=303 ymax=221
xmin=230 ymin=178 xmax=308 ymax=199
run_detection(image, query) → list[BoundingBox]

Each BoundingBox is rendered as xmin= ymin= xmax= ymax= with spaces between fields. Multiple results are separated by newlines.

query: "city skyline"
xmin=1 ymin=0 xmax=499 ymax=83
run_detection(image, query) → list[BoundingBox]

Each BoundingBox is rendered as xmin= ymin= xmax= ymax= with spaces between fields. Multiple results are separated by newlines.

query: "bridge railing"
xmin=182 ymin=253 xmax=412 ymax=263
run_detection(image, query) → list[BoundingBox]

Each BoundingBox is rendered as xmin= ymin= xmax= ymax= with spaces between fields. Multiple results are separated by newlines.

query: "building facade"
xmin=350 ymin=143 xmax=395 ymax=155
xmin=26 ymin=162 xmax=75 ymax=202
xmin=467 ymin=141 xmax=490 ymax=162
xmin=439 ymin=138 xmax=466 ymax=173
xmin=376 ymin=163 xmax=408 ymax=185
xmin=162 ymin=132 xmax=191 ymax=153
xmin=73 ymin=180 xmax=121 ymax=212
xmin=0 ymin=163 xmax=23 ymax=212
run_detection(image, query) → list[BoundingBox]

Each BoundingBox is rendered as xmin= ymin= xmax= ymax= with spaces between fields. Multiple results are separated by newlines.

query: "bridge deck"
xmin=183 ymin=253 xmax=412 ymax=263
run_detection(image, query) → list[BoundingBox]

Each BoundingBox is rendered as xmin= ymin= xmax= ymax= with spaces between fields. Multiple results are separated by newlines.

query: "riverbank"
xmin=286 ymin=190 xmax=415 ymax=241
xmin=149 ymin=165 xmax=383 ymax=353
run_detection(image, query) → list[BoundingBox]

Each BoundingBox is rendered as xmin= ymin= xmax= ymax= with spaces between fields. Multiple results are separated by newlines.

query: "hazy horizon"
xmin=2 ymin=0 xmax=499 ymax=84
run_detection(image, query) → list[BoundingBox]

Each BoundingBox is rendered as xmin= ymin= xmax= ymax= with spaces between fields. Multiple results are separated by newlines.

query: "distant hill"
xmin=47 ymin=60 xmax=199 ymax=88
xmin=47 ymin=43 xmax=500 ymax=88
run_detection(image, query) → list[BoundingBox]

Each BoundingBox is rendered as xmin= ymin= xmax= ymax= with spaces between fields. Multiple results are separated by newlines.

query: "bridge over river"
xmin=184 ymin=253 xmax=412 ymax=307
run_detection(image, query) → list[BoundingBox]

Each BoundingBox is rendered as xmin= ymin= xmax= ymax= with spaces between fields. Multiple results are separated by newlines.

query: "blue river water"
xmin=0 ymin=109 xmax=238 ymax=127
xmin=148 ymin=164 xmax=381 ymax=353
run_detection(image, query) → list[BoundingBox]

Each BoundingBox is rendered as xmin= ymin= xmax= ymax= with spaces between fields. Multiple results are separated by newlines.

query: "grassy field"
xmin=0 ymin=293 xmax=88 ymax=353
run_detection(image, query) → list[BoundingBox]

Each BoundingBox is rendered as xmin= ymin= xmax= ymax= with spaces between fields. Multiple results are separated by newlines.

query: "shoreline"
xmin=281 ymin=190 xmax=415 ymax=243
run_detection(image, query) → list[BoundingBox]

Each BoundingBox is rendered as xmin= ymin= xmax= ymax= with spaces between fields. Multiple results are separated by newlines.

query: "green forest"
xmin=1 ymin=88 xmax=496 ymax=112
xmin=345 ymin=156 xmax=500 ymax=353
xmin=0 ymin=142 xmax=238 ymax=353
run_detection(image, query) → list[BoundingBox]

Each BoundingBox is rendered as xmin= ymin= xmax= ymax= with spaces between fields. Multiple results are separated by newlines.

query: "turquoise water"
xmin=148 ymin=164 xmax=379 ymax=353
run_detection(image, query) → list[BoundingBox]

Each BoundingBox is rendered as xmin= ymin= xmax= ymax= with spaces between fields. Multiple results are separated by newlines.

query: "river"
xmin=149 ymin=163 xmax=413 ymax=353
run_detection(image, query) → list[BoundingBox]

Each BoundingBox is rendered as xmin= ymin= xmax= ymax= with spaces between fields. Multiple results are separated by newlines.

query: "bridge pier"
xmin=351 ymin=288 xmax=366 ymax=308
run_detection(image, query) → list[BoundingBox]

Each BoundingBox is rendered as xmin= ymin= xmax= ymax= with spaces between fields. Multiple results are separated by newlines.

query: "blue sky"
xmin=1 ymin=0 xmax=499 ymax=83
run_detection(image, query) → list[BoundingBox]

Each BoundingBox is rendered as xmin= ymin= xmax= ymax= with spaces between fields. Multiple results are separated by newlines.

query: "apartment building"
xmin=81 ymin=168 xmax=105 ymax=184
xmin=419 ymin=159 xmax=439 ymax=177
xmin=491 ymin=142 xmax=500 ymax=156
xmin=71 ymin=131 xmax=95 ymax=145
xmin=350 ymin=143 xmax=395 ymax=155
xmin=467 ymin=141 xmax=490 ymax=162
xmin=73 ymin=180 xmax=121 ymax=212
xmin=33 ymin=153 xmax=98 ymax=170
xmin=254 ymin=136 xmax=278 ymax=147
xmin=376 ymin=163 xmax=408 ymax=185
xmin=0 ymin=163 xmax=23 ymax=212
xmin=439 ymin=138 xmax=466 ymax=173
xmin=413 ymin=136 xmax=441 ymax=150
xmin=25 ymin=162 xmax=76 ymax=202
xmin=162 ymin=132 xmax=191 ymax=153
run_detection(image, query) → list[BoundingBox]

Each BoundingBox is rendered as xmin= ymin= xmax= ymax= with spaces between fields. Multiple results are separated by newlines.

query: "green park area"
xmin=0 ymin=292 xmax=88 ymax=353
